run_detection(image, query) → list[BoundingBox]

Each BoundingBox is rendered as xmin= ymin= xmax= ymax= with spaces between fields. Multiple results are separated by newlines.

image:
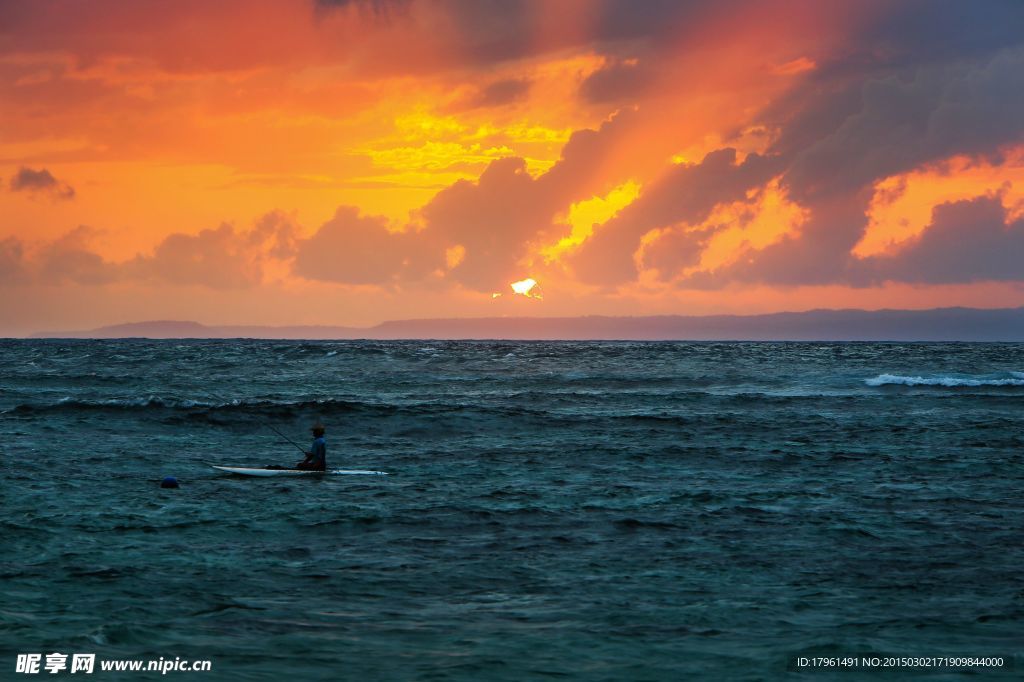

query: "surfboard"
xmin=211 ymin=465 xmax=388 ymax=477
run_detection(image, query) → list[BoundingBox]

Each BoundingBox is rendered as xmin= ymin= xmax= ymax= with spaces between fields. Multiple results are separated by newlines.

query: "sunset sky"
xmin=2 ymin=0 xmax=1024 ymax=333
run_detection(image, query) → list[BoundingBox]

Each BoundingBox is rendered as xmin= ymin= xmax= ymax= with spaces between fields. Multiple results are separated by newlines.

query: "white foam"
xmin=866 ymin=373 xmax=1024 ymax=387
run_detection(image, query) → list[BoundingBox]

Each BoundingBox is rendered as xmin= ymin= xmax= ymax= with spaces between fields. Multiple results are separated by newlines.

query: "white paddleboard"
xmin=211 ymin=465 xmax=388 ymax=477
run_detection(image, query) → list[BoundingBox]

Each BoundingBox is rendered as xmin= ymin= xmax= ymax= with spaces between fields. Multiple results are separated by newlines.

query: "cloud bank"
xmin=2 ymin=0 xmax=1024 ymax=329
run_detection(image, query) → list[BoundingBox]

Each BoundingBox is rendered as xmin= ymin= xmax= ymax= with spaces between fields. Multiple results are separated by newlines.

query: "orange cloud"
xmin=651 ymin=178 xmax=808 ymax=278
xmin=3 ymin=0 xmax=1024 ymax=332
xmin=856 ymin=149 xmax=1024 ymax=257
xmin=541 ymin=180 xmax=640 ymax=262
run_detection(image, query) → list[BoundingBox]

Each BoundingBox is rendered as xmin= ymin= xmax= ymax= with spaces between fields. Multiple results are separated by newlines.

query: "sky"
xmin=2 ymin=0 xmax=1024 ymax=333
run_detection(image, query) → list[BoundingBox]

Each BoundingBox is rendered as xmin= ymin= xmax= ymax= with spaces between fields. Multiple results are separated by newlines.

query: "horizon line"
xmin=16 ymin=306 xmax=1024 ymax=342
xmin=27 ymin=303 xmax=1024 ymax=334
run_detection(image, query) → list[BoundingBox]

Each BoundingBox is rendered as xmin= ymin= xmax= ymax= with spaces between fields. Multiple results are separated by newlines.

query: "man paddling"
xmin=296 ymin=421 xmax=327 ymax=471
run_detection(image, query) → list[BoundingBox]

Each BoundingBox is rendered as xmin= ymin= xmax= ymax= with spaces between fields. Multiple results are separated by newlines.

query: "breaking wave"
xmin=866 ymin=372 xmax=1024 ymax=387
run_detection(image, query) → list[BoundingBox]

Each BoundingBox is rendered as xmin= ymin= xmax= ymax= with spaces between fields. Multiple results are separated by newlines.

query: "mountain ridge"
xmin=25 ymin=306 xmax=1024 ymax=341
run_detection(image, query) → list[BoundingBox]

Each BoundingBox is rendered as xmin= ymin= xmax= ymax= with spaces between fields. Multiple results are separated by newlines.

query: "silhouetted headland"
xmin=26 ymin=307 xmax=1024 ymax=340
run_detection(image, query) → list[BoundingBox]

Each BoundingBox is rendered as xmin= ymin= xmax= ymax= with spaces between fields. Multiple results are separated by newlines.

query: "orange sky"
xmin=2 ymin=0 xmax=1024 ymax=333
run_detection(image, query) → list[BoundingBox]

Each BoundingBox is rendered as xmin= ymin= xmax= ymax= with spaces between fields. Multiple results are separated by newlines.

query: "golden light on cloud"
xmin=683 ymin=178 xmax=807 ymax=274
xmin=357 ymin=104 xmax=579 ymax=185
xmin=362 ymin=141 xmax=517 ymax=172
xmin=854 ymin=149 xmax=1024 ymax=257
xmin=445 ymin=244 xmax=466 ymax=269
xmin=704 ymin=178 xmax=806 ymax=268
xmin=394 ymin=110 xmax=468 ymax=139
xmin=542 ymin=180 xmax=641 ymax=262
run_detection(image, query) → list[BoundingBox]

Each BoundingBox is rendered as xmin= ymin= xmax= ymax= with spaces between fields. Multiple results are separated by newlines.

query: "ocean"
xmin=2 ymin=339 xmax=1023 ymax=680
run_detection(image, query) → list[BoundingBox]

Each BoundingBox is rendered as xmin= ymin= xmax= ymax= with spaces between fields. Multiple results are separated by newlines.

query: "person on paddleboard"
xmin=296 ymin=421 xmax=327 ymax=471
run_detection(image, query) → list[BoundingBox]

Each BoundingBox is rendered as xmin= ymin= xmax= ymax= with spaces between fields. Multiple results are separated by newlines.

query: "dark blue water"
xmin=2 ymin=340 xmax=1023 ymax=680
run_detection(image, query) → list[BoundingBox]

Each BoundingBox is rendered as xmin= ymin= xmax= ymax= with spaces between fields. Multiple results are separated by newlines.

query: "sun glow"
xmin=510 ymin=277 xmax=542 ymax=298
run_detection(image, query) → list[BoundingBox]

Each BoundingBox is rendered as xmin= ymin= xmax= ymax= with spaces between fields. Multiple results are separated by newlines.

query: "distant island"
xmin=26 ymin=307 xmax=1024 ymax=341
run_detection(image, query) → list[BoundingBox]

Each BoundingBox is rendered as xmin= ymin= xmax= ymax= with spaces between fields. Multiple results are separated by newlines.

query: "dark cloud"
xmin=571 ymin=148 xmax=780 ymax=286
xmin=37 ymin=227 xmax=117 ymax=285
xmin=0 ymin=227 xmax=117 ymax=286
xmin=248 ymin=210 xmax=300 ymax=260
xmin=0 ymin=227 xmax=116 ymax=286
xmin=782 ymin=47 xmax=1024 ymax=204
xmin=315 ymin=0 xmax=410 ymax=11
xmin=684 ymin=191 xmax=871 ymax=289
xmin=0 ymin=212 xmax=301 ymax=289
xmin=292 ymin=206 xmax=435 ymax=285
xmin=441 ymin=0 xmax=537 ymax=65
xmin=590 ymin=0 xmax=737 ymax=49
xmin=126 ymin=214 xmax=298 ymax=288
xmin=129 ymin=225 xmax=260 ymax=288
xmin=2 ymin=0 xmax=1016 ymax=86
xmin=452 ymin=78 xmax=531 ymax=110
xmin=9 ymin=167 xmax=75 ymax=200
xmin=579 ymin=60 xmax=650 ymax=104
xmin=313 ymin=0 xmax=412 ymax=21
xmin=417 ymin=157 xmax=550 ymax=290
xmin=314 ymin=0 xmax=731 ymax=74
xmin=0 ymin=238 xmax=29 ymax=284
xmin=862 ymin=195 xmax=1024 ymax=284
xmin=640 ymin=226 xmax=713 ymax=280
xmin=837 ymin=0 xmax=1024 ymax=72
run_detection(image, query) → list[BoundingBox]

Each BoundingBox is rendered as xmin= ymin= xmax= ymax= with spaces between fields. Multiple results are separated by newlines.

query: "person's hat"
xmin=311 ymin=420 xmax=325 ymax=432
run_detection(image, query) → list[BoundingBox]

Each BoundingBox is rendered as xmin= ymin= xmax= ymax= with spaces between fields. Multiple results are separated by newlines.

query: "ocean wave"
xmin=866 ymin=372 xmax=1024 ymax=387
xmin=6 ymin=396 xmax=372 ymax=415
xmin=3 ymin=395 xmax=556 ymax=423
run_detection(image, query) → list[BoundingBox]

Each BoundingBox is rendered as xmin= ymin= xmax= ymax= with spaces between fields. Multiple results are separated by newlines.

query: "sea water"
xmin=1 ymin=340 xmax=1023 ymax=680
